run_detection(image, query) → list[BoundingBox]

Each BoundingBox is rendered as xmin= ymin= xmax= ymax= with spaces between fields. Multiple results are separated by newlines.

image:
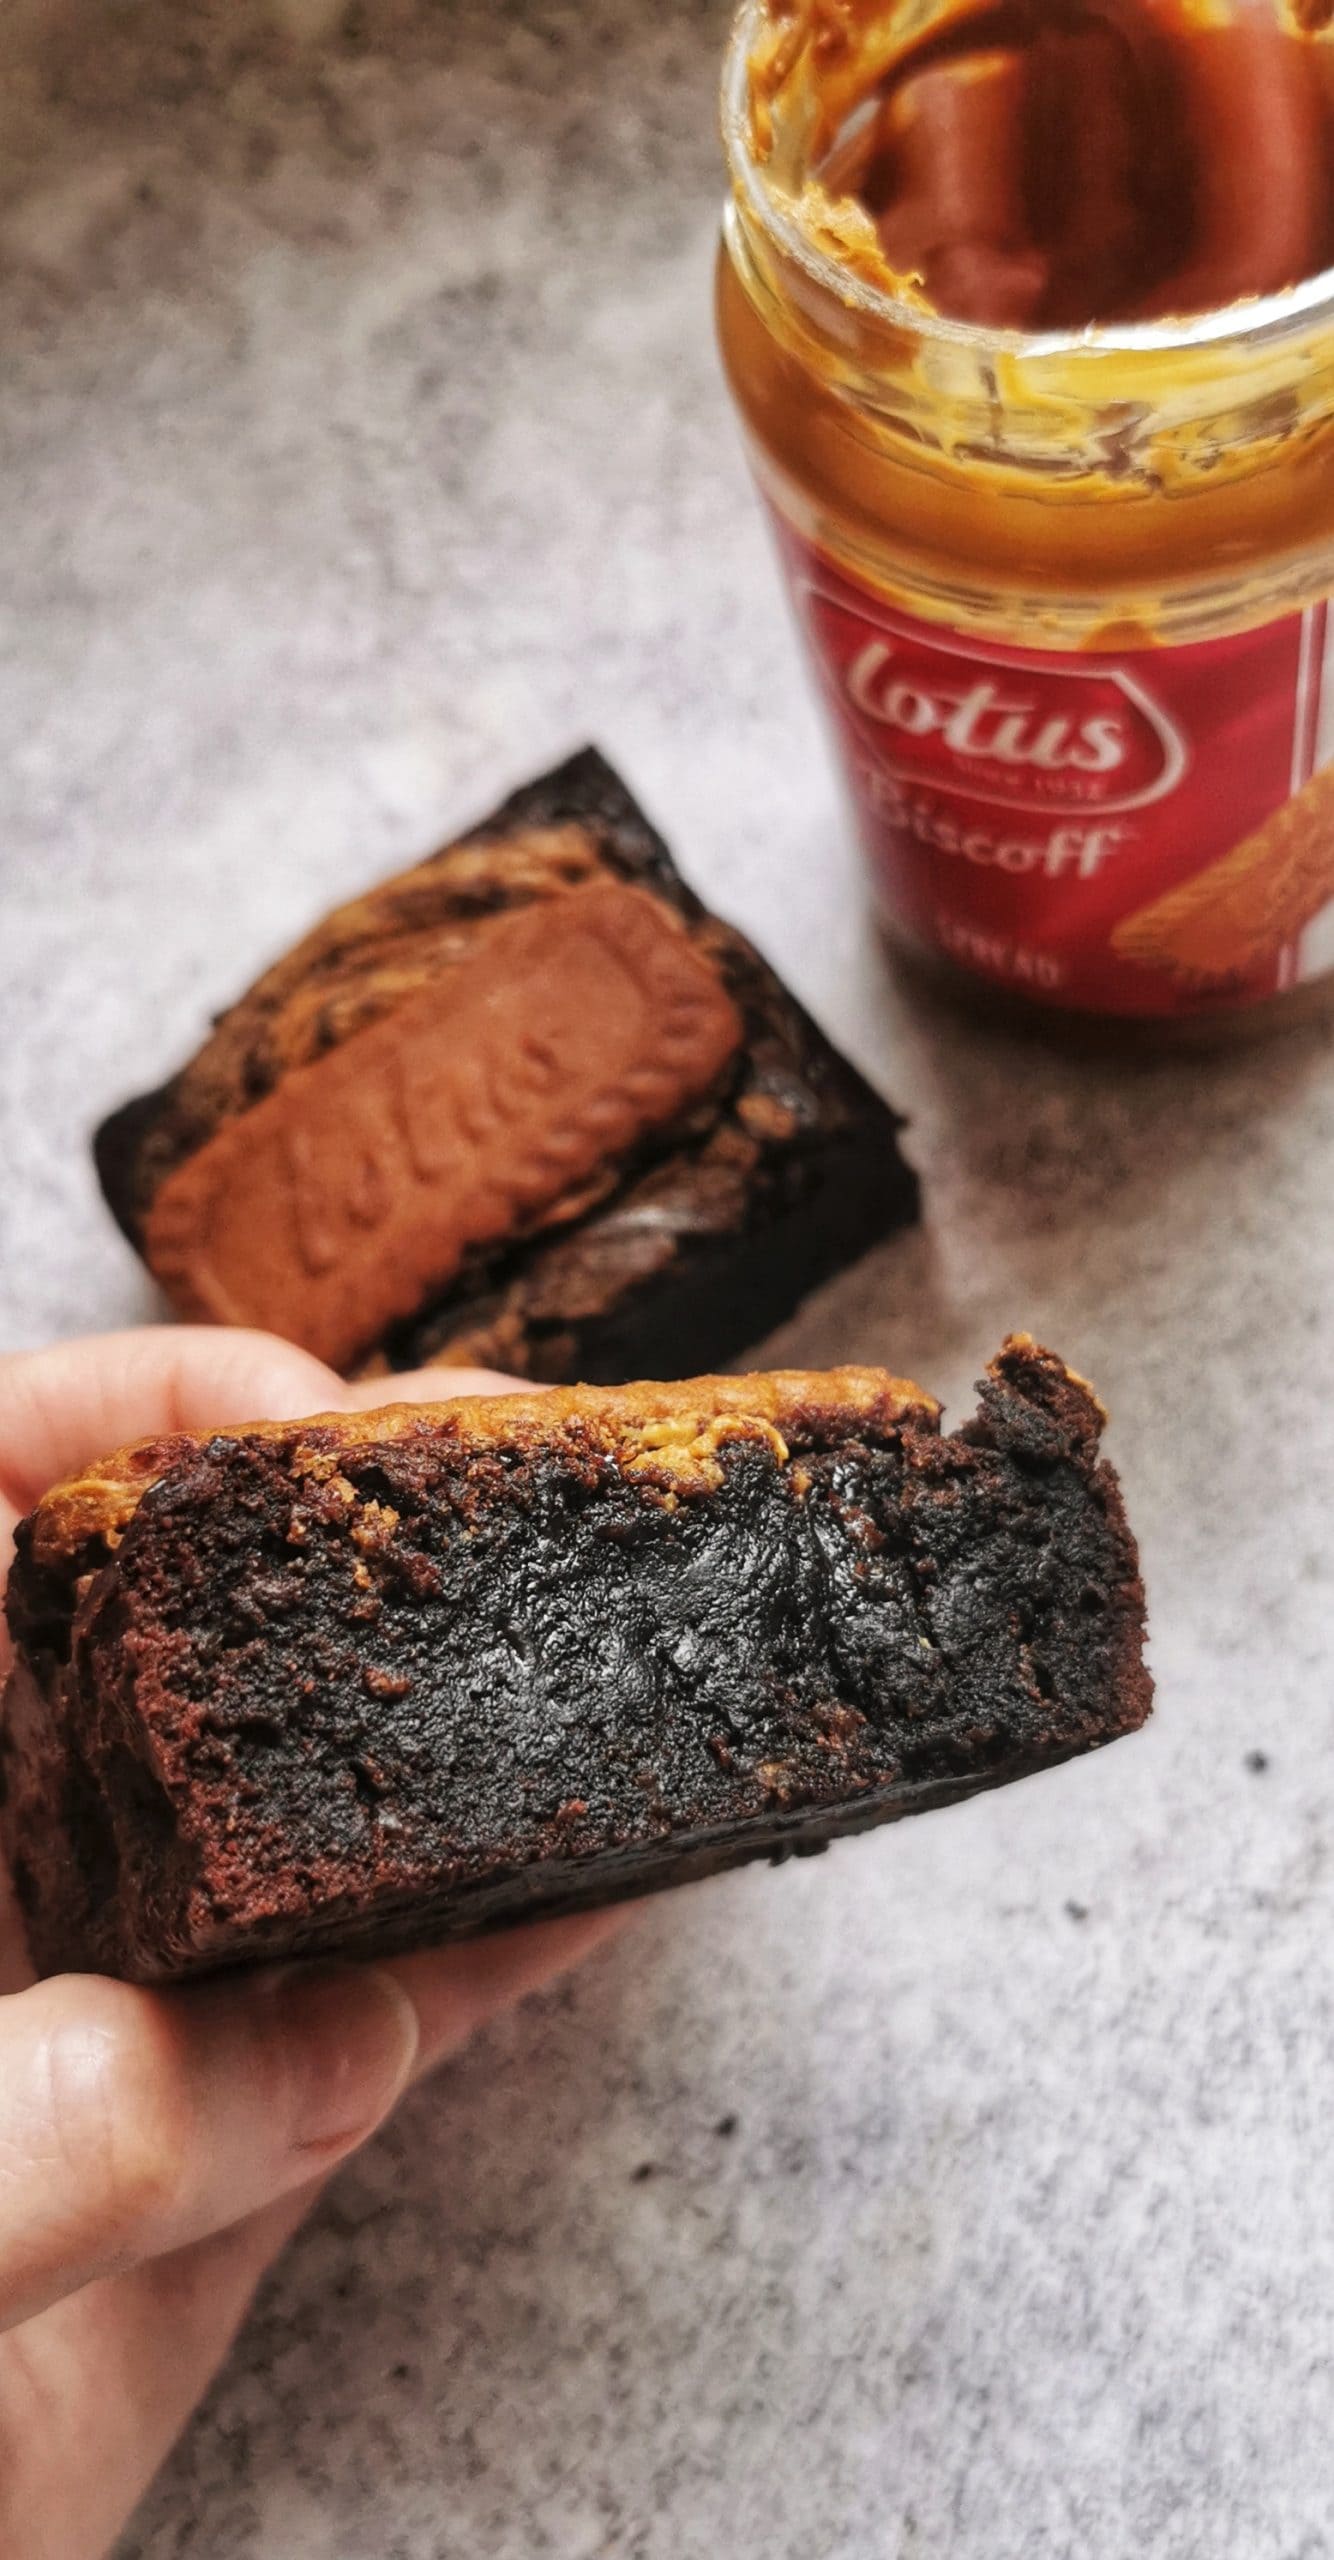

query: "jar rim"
xmin=722 ymin=0 xmax=1334 ymax=366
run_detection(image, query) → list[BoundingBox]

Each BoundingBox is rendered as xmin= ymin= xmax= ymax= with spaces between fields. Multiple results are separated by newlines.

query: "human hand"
xmin=0 ymin=1328 xmax=624 ymax=2560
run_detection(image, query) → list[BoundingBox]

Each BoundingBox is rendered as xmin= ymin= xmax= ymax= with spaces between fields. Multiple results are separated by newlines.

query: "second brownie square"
xmin=95 ymin=749 xmax=919 ymax=1381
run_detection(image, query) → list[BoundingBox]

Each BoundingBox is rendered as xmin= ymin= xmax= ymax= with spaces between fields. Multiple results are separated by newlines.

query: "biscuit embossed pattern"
xmin=143 ymin=883 xmax=743 ymax=1370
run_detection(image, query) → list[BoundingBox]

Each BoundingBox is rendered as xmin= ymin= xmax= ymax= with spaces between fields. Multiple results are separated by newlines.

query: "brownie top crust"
xmin=2 ymin=1337 xmax=1142 ymax=1985
xmin=141 ymin=883 xmax=744 ymax=1371
xmin=23 ymin=1361 xmax=944 ymax=1574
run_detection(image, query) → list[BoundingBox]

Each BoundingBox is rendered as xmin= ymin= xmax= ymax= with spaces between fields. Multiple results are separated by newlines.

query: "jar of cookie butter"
xmin=717 ymin=0 xmax=1334 ymax=1034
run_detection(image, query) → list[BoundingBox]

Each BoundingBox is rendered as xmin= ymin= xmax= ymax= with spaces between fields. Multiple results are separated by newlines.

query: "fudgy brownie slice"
xmin=95 ymin=749 xmax=919 ymax=1380
xmin=2 ymin=1339 xmax=1150 ymax=1984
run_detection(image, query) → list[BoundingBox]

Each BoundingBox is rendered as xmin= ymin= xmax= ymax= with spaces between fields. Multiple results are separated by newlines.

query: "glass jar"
xmin=717 ymin=0 xmax=1334 ymax=1034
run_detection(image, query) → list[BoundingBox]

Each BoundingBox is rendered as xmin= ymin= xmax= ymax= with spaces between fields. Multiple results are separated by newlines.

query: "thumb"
xmin=0 ymin=1961 xmax=420 ymax=2333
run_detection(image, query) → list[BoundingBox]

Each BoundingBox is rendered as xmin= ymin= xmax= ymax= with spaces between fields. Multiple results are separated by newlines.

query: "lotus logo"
xmin=801 ymin=583 xmax=1189 ymax=817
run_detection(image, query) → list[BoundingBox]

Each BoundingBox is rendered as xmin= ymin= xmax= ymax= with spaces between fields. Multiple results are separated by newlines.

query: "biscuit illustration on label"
xmin=1112 ymin=760 xmax=1334 ymax=990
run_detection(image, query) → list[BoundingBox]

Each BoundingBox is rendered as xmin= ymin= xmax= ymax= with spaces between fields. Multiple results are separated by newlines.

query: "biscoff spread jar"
xmin=717 ymin=0 xmax=1334 ymax=1029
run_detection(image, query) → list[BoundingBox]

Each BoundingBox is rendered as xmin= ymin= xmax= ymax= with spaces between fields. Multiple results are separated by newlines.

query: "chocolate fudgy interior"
xmin=2 ymin=1341 xmax=1151 ymax=1984
xmin=93 ymin=749 xmax=919 ymax=1381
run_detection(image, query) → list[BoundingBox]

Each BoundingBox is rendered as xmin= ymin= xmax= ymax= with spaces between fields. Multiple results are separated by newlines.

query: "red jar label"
xmin=772 ymin=520 xmax=1334 ymax=1015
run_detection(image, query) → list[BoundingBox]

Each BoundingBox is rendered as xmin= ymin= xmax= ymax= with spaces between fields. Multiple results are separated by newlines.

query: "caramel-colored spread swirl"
xmin=752 ymin=0 xmax=1334 ymax=329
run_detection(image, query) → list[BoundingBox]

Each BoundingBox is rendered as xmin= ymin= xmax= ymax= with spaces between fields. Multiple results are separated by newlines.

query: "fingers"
xmin=0 ymin=1914 xmax=630 ymax=2560
xmin=0 ymin=2181 xmax=331 ymax=2560
xmin=0 ymin=1961 xmax=419 ymax=2333
xmin=0 ymin=1329 xmax=351 ymax=1983
xmin=0 ymin=1905 xmax=631 ymax=2335
xmin=386 ymin=1904 xmax=634 ymax=2080
xmin=0 ymin=1329 xmax=526 ymax=1535
xmin=0 ymin=1326 xmax=345 ymax=1573
xmin=0 ymin=1325 xmax=569 ymax=2334
xmin=0 ymin=1333 xmax=528 ymax=1555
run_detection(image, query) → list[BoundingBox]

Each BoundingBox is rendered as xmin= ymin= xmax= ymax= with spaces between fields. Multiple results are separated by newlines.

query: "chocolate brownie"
xmin=2 ymin=1339 xmax=1150 ymax=1984
xmin=95 ymin=750 xmax=919 ymax=1380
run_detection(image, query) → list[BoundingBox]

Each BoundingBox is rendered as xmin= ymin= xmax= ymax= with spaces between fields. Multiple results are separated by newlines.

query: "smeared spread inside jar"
xmin=750 ymin=0 xmax=1334 ymax=328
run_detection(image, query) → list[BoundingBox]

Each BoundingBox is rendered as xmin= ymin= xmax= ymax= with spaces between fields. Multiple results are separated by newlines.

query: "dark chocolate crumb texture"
xmin=95 ymin=749 xmax=919 ymax=1381
xmin=2 ymin=1340 xmax=1150 ymax=1985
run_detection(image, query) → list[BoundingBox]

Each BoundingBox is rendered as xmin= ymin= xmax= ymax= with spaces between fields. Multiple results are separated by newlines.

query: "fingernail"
xmin=261 ymin=1961 xmax=421 ymax=2151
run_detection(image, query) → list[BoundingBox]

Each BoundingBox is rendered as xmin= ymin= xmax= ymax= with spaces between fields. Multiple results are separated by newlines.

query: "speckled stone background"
xmin=3 ymin=4 xmax=1334 ymax=2554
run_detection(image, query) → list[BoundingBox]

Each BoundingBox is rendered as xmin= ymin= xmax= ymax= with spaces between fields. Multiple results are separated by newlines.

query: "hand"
xmin=0 ymin=1328 xmax=624 ymax=2560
